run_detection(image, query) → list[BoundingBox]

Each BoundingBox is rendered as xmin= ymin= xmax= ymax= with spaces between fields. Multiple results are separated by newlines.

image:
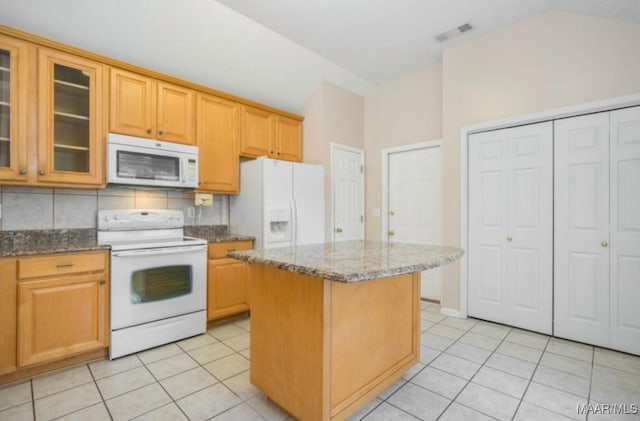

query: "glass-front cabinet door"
xmin=0 ymin=35 xmax=29 ymax=181
xmin=37 ymin=48 xmax=104 ymax=185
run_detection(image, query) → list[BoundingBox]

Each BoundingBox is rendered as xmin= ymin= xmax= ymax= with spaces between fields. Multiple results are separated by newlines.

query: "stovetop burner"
xmin=97 ymin=209 xmax=207 ymax=250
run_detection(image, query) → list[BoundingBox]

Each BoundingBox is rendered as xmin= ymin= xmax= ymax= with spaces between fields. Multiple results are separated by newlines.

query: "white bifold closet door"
xmin=468 ymin=122 xmax=553 ymax=334
xmin=555 ymin=106 xmax=640 ymax=355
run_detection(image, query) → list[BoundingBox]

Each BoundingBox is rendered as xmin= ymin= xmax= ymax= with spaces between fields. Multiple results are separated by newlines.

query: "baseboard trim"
xmin=440 ymin=307 xmax=462 ymax=319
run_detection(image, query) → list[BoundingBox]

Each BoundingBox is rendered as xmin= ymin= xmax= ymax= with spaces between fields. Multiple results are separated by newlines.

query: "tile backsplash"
xmin=0 ymin=186 xmax=228 ymax=231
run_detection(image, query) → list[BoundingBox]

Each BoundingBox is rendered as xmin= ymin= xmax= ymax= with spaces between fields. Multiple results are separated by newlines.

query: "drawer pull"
xmin=56 ymin=263 xmax=74 ymax=268
xmin=227 ymin=248 xmax=236 ymax=252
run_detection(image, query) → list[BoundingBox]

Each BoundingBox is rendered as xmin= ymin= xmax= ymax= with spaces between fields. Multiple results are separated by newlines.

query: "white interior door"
xmin=554 ymin=112 xmax=610 ymax=346
xmin=609 ymin=106 xmax=640 ymax=355
xmin=469 ymin=122 xmax=552 ymax=334
xmin=331 ymin=144 xmax=364 ymax=241
xmin=387 ymin=144 xmax=442 ymax=300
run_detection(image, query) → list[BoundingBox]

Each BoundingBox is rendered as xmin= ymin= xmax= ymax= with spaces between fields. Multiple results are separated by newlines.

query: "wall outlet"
xmin=195 ymin=193 xmax=213 ymax=207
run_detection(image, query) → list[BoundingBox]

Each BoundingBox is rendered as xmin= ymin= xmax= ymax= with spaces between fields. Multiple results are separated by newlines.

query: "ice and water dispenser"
xmin=266 ymin=208 xmax=291 ymax=244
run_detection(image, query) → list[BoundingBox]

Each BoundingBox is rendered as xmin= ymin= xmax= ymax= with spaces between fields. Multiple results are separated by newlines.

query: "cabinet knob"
xmin=601 ymin=240 xmax=608 ymax=248
xmin=270 ymin=150 xmax=275 ymax=155
xmin=335 ymin=227 xmax=343 ymax=233
xmin=99 ymin=280 xmax=106 ymax=285
xmin=507 ymin=236 xmax=513 ymax=242
xmin=158 ymin=130 xmax=164 ymax=136
xmin=38 ymin=170 xmax=45 ymax=176
xmin=146 ymin=128 xmax=152 ymax=134
xmin=388 ymin=230 xmax=395 ymax=236
xmin=19 ymin=169 xmax=27 ymax=175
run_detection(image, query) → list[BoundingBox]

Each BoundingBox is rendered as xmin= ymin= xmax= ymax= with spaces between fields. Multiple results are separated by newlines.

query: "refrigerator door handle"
xmin=291 ymin=194 xmax=298 ymax=247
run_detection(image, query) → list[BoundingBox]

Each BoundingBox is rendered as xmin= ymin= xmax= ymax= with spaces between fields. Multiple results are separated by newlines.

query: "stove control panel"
xmin=98 ymin=209 xmax=184 ymax=231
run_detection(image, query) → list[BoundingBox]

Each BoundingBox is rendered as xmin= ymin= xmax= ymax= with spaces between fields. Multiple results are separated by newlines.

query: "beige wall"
xmin=441 ymin=11 xmax=640 ymax=310
xmin=302 ymin=81 xmax=365 ymax=241
xmin=364 ymin=64 xmax=443 ymax=240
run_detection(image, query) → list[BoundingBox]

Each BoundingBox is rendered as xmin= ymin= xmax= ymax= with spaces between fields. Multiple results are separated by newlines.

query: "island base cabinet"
xmin=17 ymin=273 xmax=109 ymax=367
xmin=249 ymin=265 xmax=420 ymax=421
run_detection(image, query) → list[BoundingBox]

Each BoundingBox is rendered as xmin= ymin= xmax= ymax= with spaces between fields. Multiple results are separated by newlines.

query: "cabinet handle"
xmin=38 ymin=170 xmax=45 ymax=176
xmin=56 ymin=263 xmax=73 ymax=268
xmin=19 ymin=169 xmax=27 ymax=175
xmin=601 ymin=241 xmax=608 ymax=247
xmin=158 ymin=130 xmax=164 ymax=136
xmin=146 ymin=128 xmax=152 ymax=134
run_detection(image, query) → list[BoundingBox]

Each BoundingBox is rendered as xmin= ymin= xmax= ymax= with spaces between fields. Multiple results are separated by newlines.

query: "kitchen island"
xmin=228 ymin=240 xmax=463 ymax=421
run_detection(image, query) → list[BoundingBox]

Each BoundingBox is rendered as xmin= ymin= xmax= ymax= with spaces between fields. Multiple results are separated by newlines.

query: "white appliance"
xmin=97 ymin=209 xmax=207 ymax=359
xmin=106 ymin=133 xmax=199 ymax=188
xmin=230 ymin=157 xmax=325 ymax=249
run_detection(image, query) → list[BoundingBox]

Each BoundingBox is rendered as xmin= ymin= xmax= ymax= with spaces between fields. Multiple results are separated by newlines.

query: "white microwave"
xmin=106 ymin=133 xmax=199 ymax=188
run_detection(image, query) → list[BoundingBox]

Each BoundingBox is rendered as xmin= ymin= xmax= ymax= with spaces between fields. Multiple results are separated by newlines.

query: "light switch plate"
xmin=195 ymin=193 xmax=213 ymax=207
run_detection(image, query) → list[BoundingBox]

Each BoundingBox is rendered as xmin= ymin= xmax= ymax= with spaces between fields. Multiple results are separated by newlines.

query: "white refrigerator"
xmin=230 ymin=157 xmax=325 ymax=249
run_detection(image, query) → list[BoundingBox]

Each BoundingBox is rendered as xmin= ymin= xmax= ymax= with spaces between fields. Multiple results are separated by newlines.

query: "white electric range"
xmin=98 ymin=209 xmax=207 ymax=359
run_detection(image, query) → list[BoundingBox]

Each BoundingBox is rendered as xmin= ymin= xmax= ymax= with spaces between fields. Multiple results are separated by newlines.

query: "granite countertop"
xmin=227 ymin=240 xmax=464 ymax=283
xmin=0 ymin=226 xmax=254 ymax=257
xmin=0 ymin=229 xmax=109 ymax=257
xmin=184 ymin=226 xmax=254 ymax=243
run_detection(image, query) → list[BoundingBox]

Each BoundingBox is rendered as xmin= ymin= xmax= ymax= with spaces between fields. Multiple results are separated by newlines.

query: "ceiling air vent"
xmin=435 ymin=22 xmax=473 ymax=42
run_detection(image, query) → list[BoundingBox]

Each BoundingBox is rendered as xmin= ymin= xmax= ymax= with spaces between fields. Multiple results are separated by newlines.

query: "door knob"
xmin=389 ymin=210 xmax=395 ymax=216
xmin=335 ymin=227 xmax=343 ymax=233
xmin=388 ymin=230 xmax=395 ymax=236
xmin=506 ymin=236 xmax=512 ymax=242
xmin=601 ymin=240 xmax=608 ymax=247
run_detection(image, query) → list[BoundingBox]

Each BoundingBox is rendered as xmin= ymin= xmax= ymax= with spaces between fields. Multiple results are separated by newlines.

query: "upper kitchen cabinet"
xmin=196 ymin=93 xmax=241 ymax=193
xmin=240 ymin=105 xmax=303 ymax=162
xmin=240 ymin=105 xmax=273 ymax=158
xmin=274 ymin=115 xmax=302 ymax=162
xmin=0 ymin=35 xmax=30 ymax=182
xmin=37 ymin=48 xmax=105 ymax=186
xmin=110 ymin=68 xmax=195 ymax=145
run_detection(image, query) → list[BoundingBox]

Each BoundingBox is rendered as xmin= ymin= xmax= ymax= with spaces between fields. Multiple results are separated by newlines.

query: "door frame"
xmin=330 ymin=142 xmax=365 ymax=242
xmin=459 ymin=92 xmax=640 ymax=319
xmin=381 ymin=140 xmax=443 ymax=242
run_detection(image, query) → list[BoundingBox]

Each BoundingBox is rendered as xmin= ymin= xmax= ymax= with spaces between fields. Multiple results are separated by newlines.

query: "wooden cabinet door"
xmin=196 ymin=94 xmax=240 ymax=193
xmin=207 ymin=258 xmax=249 ymax=320
xmin=275 ymin=116 xmax=302 ymax=162
xmin=0 ymin=258 xmax=17 ymax=375
xmin=17 ymin=273 xmax=109 ymax=367
xmin=240 ymin=105 xmax=274 ymax=158
xmin=157 ymin=81 xmax=195 ymax=145
xmin=0 ymin=35 xmax=30 ymax=182
xmin=37 ymin=49 xmax=105 ymax=186
xmin=109 ymin=67 xmax=154 ymax=138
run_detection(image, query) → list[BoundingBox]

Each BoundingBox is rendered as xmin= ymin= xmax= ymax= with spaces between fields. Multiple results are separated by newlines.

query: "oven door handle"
xmin=112 ymin=245 xmax=206 ymax=258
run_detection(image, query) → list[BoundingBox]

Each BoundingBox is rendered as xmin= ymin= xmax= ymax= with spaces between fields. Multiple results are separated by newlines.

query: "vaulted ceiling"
xmin=1 ymin=0 xmax=639 ymax=112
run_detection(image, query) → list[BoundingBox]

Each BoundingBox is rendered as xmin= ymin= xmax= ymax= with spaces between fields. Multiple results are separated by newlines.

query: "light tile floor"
xmin=1 ymin=304 xmax=640 ymax=420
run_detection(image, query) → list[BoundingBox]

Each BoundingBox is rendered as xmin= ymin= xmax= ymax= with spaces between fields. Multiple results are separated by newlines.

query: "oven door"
xmin=110 ymin=244 xmax=206 ymax=330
